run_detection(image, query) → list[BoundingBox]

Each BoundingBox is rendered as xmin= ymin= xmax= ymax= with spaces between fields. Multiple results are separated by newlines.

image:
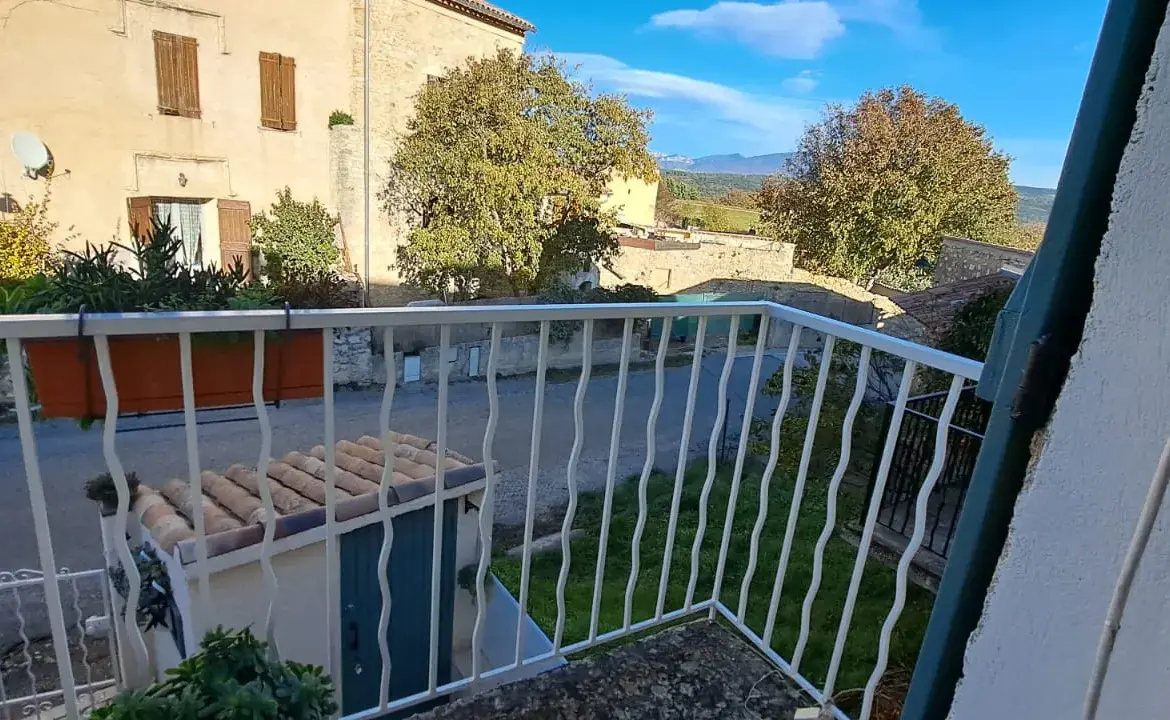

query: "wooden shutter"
xmin=154 ymin=31 xmax=178 ymax=115
xmin=217 ymin=199 xmax=253 ymax=277
xmin=178 ymin=35 xmax=201 ymax=118
xmin=278 ymin=55 xmax=296 ymax=130
xmin=127 ymin=197 xmax=153 ymax=243
xmin=154 ymin=31 xmax=199 ymax=118
xmin=259 ymin=52 xmax=281 ymax=129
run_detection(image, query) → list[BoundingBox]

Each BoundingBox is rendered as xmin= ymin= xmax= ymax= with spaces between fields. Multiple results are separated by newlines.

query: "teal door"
xmin=340 ymin=500 xmax=458 ymax=716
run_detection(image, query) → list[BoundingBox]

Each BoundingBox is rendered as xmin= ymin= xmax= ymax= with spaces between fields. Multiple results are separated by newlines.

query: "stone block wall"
xmin=934 ymin=236 xmax=1034 ymax=285
xmin=602 ymin=236 xmax=795 ymax=294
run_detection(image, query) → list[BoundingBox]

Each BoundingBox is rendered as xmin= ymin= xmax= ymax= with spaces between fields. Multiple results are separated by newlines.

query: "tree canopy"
xmin=759 ymin=87 xmax=1018 ymax=288
xmin=381 ymin=50 xmax=657 ymax=299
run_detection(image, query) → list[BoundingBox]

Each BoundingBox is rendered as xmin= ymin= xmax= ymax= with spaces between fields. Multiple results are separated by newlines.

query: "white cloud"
xmin=782 ymin=70 xmax=818 ymax=94
xmin=559 ymin=52 xmax=818 ymax=146
xmin=650 ymin=1 xmax=844 ymax=59
xmin=649 ymin=0 xmax=927 ymax=57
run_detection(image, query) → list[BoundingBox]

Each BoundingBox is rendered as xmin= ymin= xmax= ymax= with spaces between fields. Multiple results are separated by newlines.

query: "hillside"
xmin=661 ymin=167 xmax=1057 ymax=224
xmin=655 ymin=152 xmax=791 ymax=174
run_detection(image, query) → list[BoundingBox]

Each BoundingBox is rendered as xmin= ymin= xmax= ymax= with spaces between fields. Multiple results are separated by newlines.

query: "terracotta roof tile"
xmin=428 ymin=0 xmax=534 ymax=34
xmin=892 ymin=273 xmax=1017 ymax=343
xmin=133 ymin=433 xmax=484 ymax=560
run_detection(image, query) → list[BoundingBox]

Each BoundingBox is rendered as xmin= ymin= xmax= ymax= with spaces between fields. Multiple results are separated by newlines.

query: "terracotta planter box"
xmin=26 ymin=332 xmax=324 ymax=419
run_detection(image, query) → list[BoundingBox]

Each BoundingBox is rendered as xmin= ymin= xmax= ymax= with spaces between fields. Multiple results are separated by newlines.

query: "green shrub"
xmin=538 ymin=283 xmax=659 ymax=344
xmin=84 ymin=471 xmax=141 ymax=513
xmin=92 ymin=627 xmax=337 ymax=720
xmin=250 ymin=188 xmax=341 ymax=281
xmin=328 ymin=110 xmax=354 ymax=128
xmin=0 ymin=185 xmax=65 ymax=281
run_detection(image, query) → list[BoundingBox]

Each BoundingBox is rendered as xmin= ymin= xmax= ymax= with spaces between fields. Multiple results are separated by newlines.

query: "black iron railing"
xmin=864 ymin=386 xmax=991 ymax=560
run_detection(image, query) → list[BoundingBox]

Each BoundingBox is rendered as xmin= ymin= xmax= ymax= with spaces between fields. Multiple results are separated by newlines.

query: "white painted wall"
xmin=949 ymin=9 xmax=1170 ymax=719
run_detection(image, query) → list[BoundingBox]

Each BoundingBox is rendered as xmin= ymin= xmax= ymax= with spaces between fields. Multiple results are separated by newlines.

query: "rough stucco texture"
xmin=602 ymin=239 xmax=795 ymax=294
xmin=933 ymin=236 xmax=1034 ymax=285
xmin=949 ymin=9 xmax=1170 ymax=719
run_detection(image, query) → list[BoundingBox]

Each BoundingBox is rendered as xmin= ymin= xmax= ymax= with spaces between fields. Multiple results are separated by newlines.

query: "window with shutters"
xmin=154 ymin=31 xmax=201 ymax=119
xmin=259 ymin=52 xmax=297 ymax=130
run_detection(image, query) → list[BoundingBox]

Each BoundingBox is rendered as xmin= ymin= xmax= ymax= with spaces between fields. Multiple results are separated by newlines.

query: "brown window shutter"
xmin=179 ymin=36 xmax=201 ymax=118
xmin=127 ymin=197 xmax=154 ymax=243
xmin=217 ymin=199 xmax=253 ymax=277
xmin=278 ymin=55 xmax=296 ymax=130
xmin=259 ymin=52 xmax=281 ymax=129
xmin=154 ymin=31 xmax=178 ymax=115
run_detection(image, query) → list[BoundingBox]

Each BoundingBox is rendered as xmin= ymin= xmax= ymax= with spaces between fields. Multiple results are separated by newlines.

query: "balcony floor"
xmin=419 ymin=621 xmax=807 ymax=719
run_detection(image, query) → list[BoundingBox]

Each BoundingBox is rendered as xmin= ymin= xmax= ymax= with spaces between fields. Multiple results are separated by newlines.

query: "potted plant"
xmin=91 ymin=627 xmax=337 ymax=719
xmin=85 ymin=471 xmax=141 ymax=516
xmin=13 ymin=221 xmax=343 ymax=419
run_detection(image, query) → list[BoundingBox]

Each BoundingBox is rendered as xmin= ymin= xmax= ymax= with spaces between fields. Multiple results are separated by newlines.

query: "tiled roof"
xmin=429 ymin=0 xmax=535 ymax=34
xmin=133 ymin=432 xmax=484 ymax=561
xmin=892 ymin=273 xmax=1017 ymax=343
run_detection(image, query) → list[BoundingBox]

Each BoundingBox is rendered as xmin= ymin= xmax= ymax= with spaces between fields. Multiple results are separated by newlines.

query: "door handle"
xmin=348 ymin=621 xmax=359 ymax=651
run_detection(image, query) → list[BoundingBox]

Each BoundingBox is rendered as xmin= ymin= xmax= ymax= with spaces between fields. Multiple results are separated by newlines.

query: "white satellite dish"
xmin=11 ymin=132 xmax=49 ymax=176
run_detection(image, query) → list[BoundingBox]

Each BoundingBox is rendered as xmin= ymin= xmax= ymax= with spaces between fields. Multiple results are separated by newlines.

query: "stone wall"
xmin=934 ymin=236 xmax=1034 ymax=285
xmin=602 ymin=236 xmax=795 ymax=294
xmin=339 ymin=0 xmax=526 ymax=303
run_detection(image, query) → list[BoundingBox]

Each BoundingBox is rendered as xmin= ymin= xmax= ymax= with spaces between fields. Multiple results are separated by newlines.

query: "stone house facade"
xmin=0 ymin=0 xmax=533 ymax=285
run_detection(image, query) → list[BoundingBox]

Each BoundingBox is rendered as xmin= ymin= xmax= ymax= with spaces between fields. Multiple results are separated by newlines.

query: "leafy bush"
xmin=538 ymin=283 xmax=660 ymax=344
xmin=938 ymin=287 xmax=1011 ymax=360
xmin=108 ymin=544 xmax=172 ymax=632
xmin=28 ymin=221 xmax=259 ymax=313
xmin=250 ymin=188 xmax=341 ymax=282
xmin=92 ymin=627 xmax=337 ymax=720
xmin=0 ymin=185 xmax=67 ymax=281
xmin=328 ymin=110 xmax=354 ymax=127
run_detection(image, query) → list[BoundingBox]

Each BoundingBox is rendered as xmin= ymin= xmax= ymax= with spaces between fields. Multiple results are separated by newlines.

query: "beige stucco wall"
xmin=0 ymin=0 xmax=351 ymax=257
xmin=342 ymin=0 xmax=525 ymax=304
xmin=602 ymin=175 xmax=658 ymax=227
xmin=602 ymin=237 xmax=795 ymax=294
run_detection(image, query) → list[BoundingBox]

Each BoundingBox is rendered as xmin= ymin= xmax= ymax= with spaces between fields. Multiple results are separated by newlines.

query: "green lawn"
xmin=671 ymin=200 xmax=762 ymax=232
xmin=492 ymin=460 xmax=933 ymax=711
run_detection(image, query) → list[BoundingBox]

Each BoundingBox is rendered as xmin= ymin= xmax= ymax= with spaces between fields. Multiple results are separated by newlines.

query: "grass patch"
xmin=671 ymin=200 xmax=761 ymax=232
xmin=492 ymin=459 xmax=933 ymax=711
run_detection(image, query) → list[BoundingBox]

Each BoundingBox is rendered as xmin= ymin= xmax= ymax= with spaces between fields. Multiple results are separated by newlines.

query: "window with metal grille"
xmin=154 ymin=31 xmax=201 ymax=118
xmin=259 ymin=52 xmax=297 ymax=130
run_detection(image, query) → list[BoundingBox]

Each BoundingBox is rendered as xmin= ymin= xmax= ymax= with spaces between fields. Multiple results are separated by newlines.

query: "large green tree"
xmin=759 ymin=87 xmax=1018 ymax=288
xmin=381 ymin=50 xmax=657 ymax=299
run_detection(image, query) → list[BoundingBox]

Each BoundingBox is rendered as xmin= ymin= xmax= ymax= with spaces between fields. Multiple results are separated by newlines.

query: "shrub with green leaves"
xmin=250 ymin=188 xmax=341 ymax=281
xmin=92 ymin=627 xmax=337 ymax=720
xmin=328 ymin=110 xmax=354 ymax=127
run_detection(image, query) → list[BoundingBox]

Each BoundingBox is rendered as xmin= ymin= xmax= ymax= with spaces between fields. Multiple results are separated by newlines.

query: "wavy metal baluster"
xmin=69 ymin=572 xmax=95 ymax=711
xmin=823 ymin=360 xmax=917 ymax=702
xmin=710 ymin=314 xmax=770 ymax=613
xmin=322 ymin=328 xmax=341 ymax=687
xmin=11 ymin=582 xmax=38 ymax=718
xmin=472 ymin=325 xmax=501 ymax=679
xmin=624 ymin=317 xmax=671 ymax=631
xmin=762 ymin=334 xmax=836 ymax=647
xmin=179 ymin=333 xmax=210 ymax=621
xmin=791 ymin=345 xmax=872 ymax=672
xmin=429 ymin=325 xmax=452 ymax=691
xmin=656 ymin=316 xmax=707 ymax=619
xmin=515 ymin=321 xmax=550 ymax=666
xmin=589 ymin=318 xmax=634 ymax=642
xmin=861 ymin=374 xmax=963 ymax=720
xmin=92 ymin=335 xmax=149 ymax=685
xmin=251 ymin=331 xmax=279 ymax=654
xmin=737 ymin=326 xmax=803 ymax=622
xmin=375 ymin=327 xmax=397 ymax=711
xmin=554 ymin=319 xmax=593 ymax=651
xmin=684 ymin=316 xmax=739 ymax=611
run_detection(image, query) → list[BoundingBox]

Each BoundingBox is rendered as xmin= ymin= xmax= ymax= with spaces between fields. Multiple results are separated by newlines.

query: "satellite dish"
xmin=11 ymin=132 xmax=49 ymax=176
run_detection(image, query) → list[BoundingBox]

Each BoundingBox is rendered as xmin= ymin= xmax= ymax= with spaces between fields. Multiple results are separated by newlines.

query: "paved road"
xmin=0 ymin=351 xmax=785 ymax=648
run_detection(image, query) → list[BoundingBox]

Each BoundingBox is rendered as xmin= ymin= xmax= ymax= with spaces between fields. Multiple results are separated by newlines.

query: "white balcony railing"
xmin=0 ymin=300 xmax=982 ymax=720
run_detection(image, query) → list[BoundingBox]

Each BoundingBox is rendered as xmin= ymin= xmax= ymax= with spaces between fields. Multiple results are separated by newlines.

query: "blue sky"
xmin=500 ymin=0 xmax=1108 ymax=188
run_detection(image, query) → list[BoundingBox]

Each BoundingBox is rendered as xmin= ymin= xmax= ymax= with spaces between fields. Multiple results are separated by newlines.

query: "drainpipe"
xmin=363 ymin=0 xmax=372 ymax=306
xmin=900 ymin=0 xmax=1168 ymax=717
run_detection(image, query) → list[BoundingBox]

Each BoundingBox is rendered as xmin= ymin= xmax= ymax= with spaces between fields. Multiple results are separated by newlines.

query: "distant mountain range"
xmin=656 ymin=152 xmax=1057 ymax=223
xmin=653 ymin=152 xmax=793 ymax=174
